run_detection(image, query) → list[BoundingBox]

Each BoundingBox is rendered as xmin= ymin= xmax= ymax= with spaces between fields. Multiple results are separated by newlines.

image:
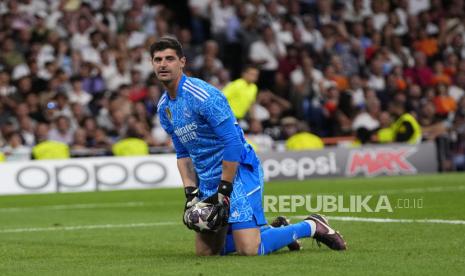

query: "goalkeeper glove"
xmin=203 ymin=180 xmax=233 ymax=227
xmin=183 ymin=186 xmax=199 ymax=227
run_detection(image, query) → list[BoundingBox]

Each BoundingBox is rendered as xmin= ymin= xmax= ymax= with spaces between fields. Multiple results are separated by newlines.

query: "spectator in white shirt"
xmin=249 ymin=25 xmax=286 ymax=89
xmin=48 ymin=115 xmax=74 ymax=145
xmin=67 ymin=75 xmax=92 ymax=106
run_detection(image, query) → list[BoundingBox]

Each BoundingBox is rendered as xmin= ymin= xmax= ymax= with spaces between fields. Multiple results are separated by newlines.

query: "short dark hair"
xmin=242 ymin=64 xmax=259 ymax=73
xmin=70 ymin=75 xmax=82 ymax=83
xmin=149 ymin=36 xmax=184 ymax=59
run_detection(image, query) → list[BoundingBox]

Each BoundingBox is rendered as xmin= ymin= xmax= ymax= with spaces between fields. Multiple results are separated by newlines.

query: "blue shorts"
xmin=199 ymin=161 xmax=267 ymax=227
xmin=229 ymin=217 xmax=260 ymax=232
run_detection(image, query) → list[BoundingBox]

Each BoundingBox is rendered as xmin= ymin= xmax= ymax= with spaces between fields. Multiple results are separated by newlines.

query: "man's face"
xmin=243 ymin=68 xmax=259 ymax=84
xmin=152 ymin=49 xmax=185 ymax=84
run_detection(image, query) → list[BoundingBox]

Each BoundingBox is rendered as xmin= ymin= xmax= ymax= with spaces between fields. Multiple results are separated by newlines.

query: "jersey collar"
xmin=174 ymin=74 xmax=187 ymax=100
xmin=165 ymin=74 xmax=187 ymax=101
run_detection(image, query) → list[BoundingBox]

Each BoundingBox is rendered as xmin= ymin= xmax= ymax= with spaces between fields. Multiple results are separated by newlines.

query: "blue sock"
xmin=220 ymin=234 xmax=235 ymax=255
xmin=221 ymin=225 xmax=272 ymax=255
xmin=257 ymin=222 xmax=312 ymax=255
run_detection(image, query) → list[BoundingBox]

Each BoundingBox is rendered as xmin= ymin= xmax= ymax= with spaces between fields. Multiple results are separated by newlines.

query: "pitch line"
xmin=3 ymin=216 xmax=465 ymax=234
xmin=0 ymin=222 xmax=179 ymax=234
xmin=293 ymin=215 xmax=465 ymax=225
xmin=0 ymin=201 xmax=156 ymax=212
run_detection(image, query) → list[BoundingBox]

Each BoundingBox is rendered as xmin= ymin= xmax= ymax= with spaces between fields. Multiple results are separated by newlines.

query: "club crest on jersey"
xmin=165 ymin=107 xmax=172 ymax=122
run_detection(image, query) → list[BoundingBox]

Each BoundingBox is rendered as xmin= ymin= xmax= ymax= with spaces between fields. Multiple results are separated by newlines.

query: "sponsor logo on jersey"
xmin=174 ymin=122 xmax=198 ymax=143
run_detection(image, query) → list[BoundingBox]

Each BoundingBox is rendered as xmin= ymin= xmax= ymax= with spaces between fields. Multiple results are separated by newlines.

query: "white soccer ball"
xmin=185 ymin=202 xmax=216 ymax=233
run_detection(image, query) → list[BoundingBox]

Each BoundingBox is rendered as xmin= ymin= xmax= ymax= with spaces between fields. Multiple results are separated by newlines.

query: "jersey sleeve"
xmin=171 ymin=134 xmax=190 ymax=159
xmin=212 ymin=116 xmax=243 ymax=162
xmin=198 ymin=87 xmax=234 ymax=127
xmin=158 ymin=101 xmax=190 ymax=159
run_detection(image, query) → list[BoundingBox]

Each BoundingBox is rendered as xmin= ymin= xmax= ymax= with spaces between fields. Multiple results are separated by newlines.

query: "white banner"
xmin=0 ymin=155 xmax=183 ymax=195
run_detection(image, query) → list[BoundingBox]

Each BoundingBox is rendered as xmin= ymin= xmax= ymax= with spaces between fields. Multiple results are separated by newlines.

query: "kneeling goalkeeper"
xmin=151 ymin=36 xmax=346 ymax=256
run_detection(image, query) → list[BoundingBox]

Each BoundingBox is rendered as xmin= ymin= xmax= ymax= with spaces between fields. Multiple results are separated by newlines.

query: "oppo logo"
xmin=15 ymin=161 xmax=167 ymax=192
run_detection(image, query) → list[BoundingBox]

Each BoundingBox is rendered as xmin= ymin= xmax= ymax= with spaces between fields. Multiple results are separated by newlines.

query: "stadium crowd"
xmin=0 ymin=0 xmax=464 ymax=170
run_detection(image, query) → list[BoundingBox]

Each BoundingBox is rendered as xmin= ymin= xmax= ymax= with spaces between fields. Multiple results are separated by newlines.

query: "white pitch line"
xmin=2 ymin=215 xmax=465 ymax=234
xmin=0 ymin=202 xmax=149 ymax=212
xmin=293 ymin=215 xmax=465 ymax=225
xmin=0 ymin=222 xmax=179 ymax=234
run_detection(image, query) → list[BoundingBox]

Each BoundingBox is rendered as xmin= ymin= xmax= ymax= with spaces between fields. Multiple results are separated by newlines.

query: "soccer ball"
xmin=184 ymin=202 xmax=217 ymax=233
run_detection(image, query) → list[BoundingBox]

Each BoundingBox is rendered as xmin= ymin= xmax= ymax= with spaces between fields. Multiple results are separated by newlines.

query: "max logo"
xmin=346 ymin=148 xmax=417 ymax=177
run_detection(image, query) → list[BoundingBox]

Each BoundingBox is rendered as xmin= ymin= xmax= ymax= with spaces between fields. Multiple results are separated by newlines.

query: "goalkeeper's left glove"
xmin=184 ymin=186 xmax=199 ymax=210
xmin=203 ymin=180 xmax=233 ymax=228
xmin=183 ymin=186 xmax=199 ymax=228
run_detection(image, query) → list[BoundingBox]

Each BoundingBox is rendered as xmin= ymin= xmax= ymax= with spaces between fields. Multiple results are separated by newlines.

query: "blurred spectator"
xmin=404 ymin=51 xmax=433 ymax=88
xmin=106 ymin=57 xmax=131 ymax=92
xmin=352 ymin=97 xmax=381 ymax=134
xmin=245 ymin=119 xmax=274 ymax=152
xmin=78 ymin=62 xmax=106 ymax=95
xmin=106 ymin=109 xmax=128 ymax=140
xmin=192 ymin=40 xmax=224 ymax=75
xmin=93 ymin=128 xmax=112 ymax=150
xmin=249 ymin=25 xmax=286 ymax=90
xmin=1 ymin=37 xmax=25 ymax=68
xmin=0 ymin=0 xmax=462 ymax=171
xmin=71 ymin=128 xmax=88 ymax=150
xmin=32 ymin=122 xmax=70 ymax=160
xmin=282 ymin=116 xmax=324 ymax=151
xmin=223 ymin=65 xmax=259 ymax=120
xmin=127 ymin=69 xmax=148 ymax=102
xmin=431 ymin=61 xmax=452 ymax=86
xmin=389 ymin=100 xmax=422 ymax=144
xmin=68 ymin=75 xmax=92 ymax=106
xmin=452 ymin=97 xmax=465 ymax=170
xmin=112 ymin=127 xmax=149 ymax=156
xmin=48 ymin=93 xmax=73 ymax=120
xmin=19 ymin=116 xmax=36 ymax=147
xmin=2 ymin=131 xmax=31 ymax=161
xmin=433 ymin=83 xmax=457 ymax=118
xmin=374 ymin=111 xmax=394 ymax=144
xmin=48 ymin=115 xmax=74 ymax=145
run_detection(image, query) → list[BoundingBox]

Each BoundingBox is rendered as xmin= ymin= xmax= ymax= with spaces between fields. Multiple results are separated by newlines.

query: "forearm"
xmin=221 ymin=160 xmax=238 ymax=184
xmin=177 ymin=157 xmax=197 ymax=188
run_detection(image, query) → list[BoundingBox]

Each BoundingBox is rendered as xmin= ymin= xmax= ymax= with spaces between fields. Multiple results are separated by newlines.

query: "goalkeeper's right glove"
xmin=183 ymin=187 xmax=199 ymax=227
xmin=203 ymin=180 xmax=232 ymax=228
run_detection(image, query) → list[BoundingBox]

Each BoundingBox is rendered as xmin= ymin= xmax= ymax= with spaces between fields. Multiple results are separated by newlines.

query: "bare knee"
xmin=195 ymin=228 xmax=227 ymax=256
xmin=195 ymin=248 xmax=220 ymax=256
xmin=233 ymin=227 xmax=261 ymax=256
xmin=195 ymin=243 xmax=223 ymax=256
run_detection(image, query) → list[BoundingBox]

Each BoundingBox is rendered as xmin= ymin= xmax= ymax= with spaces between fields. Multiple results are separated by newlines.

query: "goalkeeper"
xmin=151 ymin=36 xmax=346 ymax=255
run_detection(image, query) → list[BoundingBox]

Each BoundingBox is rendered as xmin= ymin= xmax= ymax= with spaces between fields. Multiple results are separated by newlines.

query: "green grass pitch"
xmin=1 ymin=173 xmax=464 ymax=275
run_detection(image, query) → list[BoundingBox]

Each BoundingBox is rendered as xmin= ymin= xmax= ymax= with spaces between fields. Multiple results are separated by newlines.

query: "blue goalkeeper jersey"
xmin=157 ymin=74 xmax=260 ymax=192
